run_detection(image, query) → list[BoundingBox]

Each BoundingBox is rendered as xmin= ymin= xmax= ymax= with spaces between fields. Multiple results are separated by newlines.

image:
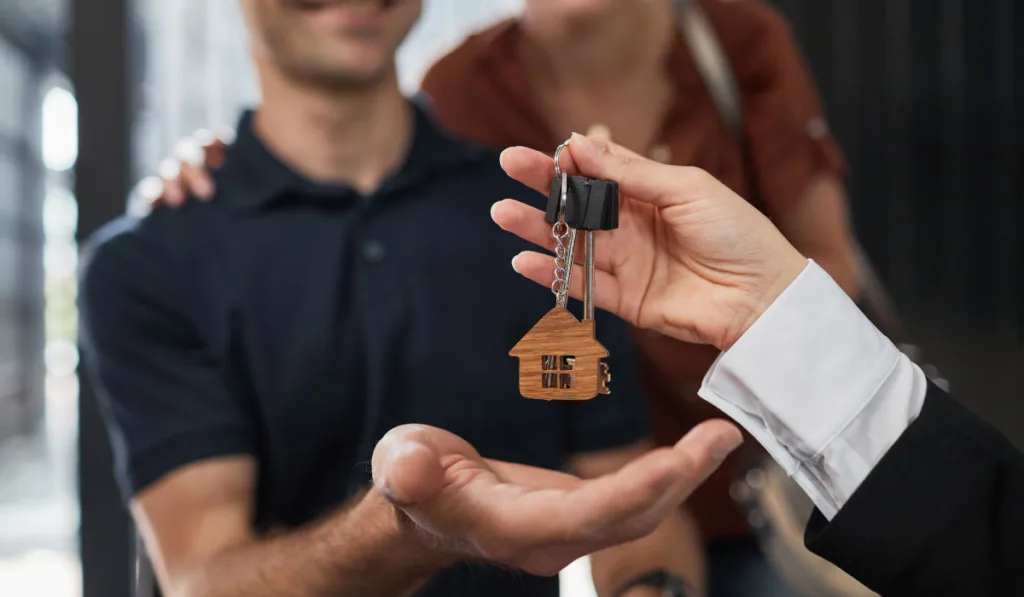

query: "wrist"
xmin=340 ymin=489 xmax=459 ymax=577
xmin=721 ymin=252 xmax=808 ymax=351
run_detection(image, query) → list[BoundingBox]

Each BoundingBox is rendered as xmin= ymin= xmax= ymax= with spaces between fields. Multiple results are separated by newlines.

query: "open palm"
xmin=493 ymin=133 xmax=807 ymax=351
xmin=371 ymin=421 xmax=739 ymax=577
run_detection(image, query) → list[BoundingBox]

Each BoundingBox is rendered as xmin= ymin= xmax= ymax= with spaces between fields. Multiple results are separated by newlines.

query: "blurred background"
xmin=0 ymin=0 xmax=1019 ymax=596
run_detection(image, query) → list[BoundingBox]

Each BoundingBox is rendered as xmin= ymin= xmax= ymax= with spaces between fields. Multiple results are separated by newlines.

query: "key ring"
xmin=553 ymin=139 xmax=571 ymax=222
xmin=553 ymin=140 xmax=570 ymax=178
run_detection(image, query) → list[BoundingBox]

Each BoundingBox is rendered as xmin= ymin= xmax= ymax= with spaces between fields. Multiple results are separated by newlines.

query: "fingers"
xmin=158 ymin=158 xmax=186 ymax=208
xmin=491 ymin=200 xmax=615 ymax=271
xmin=563 ymin=420 xmax=743 ymax=545
xmin=193 ymin=128 xmax=229 ymax=168
xmin=491 ymin=200 xmax=559 ymax=254
xmin=487 ymin=459 xmax=582 ymax=490
xmin=673 ymin=419 xmax=745 ymax=471
xmin=152 ymin=129 xmax=227 ymax=209
xmin=566 ymin=133 xmax=710 ymax=208
xmin=500 ymin=134 xmax=709 ymax=212
xmin=174 ymin=134 xmax=218 ymax=200
xmin=372 ymin=424 xmax=480 ymax=506
xmin=499 ymin=146 xmax=561 ymax=197
xmin=496 ymin=139 xmax=611 ymax=195
xmin=136 ymin=176 xmax=164 ymax=207
xmin=638 ymin=420 xmax=744 ymax=516
xmin=511 ymin=251 xmax=621 ymax=314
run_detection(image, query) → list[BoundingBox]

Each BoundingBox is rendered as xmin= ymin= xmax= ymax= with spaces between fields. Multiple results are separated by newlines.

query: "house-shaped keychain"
xmin=509 ymin=139 xmax=618 ymax=402
xmin=509 ymin=307 xmax=611 ymax=401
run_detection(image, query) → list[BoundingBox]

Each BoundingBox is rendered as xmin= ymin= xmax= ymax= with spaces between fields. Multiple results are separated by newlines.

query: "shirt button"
xmin=362 ymin=240 xmax=387 ymax=263
xmin=807 ymin=117 xmax=829 ymax=140
xmin=649 ymin=143 xmax=673 ymax=164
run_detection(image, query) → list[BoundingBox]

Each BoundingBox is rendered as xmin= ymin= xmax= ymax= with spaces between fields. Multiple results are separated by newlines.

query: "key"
xmin=545 ymin=175 xmax=619 ymax=231
xmin=511 ymin=140 xmax=618 ymax=401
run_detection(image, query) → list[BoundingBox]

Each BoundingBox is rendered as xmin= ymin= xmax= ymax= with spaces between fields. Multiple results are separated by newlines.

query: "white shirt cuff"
xmin=698 ymin=260 xmax=927 ymax=519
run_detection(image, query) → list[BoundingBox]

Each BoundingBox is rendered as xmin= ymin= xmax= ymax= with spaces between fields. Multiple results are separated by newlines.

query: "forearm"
xmin=178 ymin=490 xmax=451 ymax=597
xmin=590 ymin=508 xmax=705 ymax=597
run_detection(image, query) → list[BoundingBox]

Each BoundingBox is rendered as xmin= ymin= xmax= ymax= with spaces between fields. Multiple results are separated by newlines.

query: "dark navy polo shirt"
xmin=80 ymin=102 xmax=650 ymax=597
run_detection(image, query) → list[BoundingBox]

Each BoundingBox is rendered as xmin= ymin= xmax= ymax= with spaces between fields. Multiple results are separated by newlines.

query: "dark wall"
xmin=770 ymin=0 xmax=1023 ymax=442
xmin=73 ymin=0 xmax=135 ymax=595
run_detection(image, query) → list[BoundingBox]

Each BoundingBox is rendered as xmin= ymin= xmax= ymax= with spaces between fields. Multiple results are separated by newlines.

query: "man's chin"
xmin=284 ymin=52 xmax=395 ymax=90
xmin=305 ymin=63 xmax=394 ymax=90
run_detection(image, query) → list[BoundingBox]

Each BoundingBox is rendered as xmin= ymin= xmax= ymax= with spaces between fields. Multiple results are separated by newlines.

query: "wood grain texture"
xmin=510 ymin=307 xmax=610 ymax=401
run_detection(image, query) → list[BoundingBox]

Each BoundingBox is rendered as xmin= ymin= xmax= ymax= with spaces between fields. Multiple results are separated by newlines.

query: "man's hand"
xmin=492 ymin=133 xmax=808 ymax=352
xmin=371 ymin=421 xmax=742 ymax=577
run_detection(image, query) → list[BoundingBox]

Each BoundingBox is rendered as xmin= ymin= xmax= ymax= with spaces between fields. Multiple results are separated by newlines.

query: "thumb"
xmin=372 ymin=425 xmax=446 ymax=506
xmin=567 ymin=132 xmax=706 ymax=208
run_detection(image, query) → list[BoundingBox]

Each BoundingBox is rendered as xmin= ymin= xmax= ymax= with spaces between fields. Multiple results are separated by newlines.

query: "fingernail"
xmin=490 ymin=200 xmax=502 ymax=222
xmin=511 ymin=253 xmax=523 ymax=273
xmin=712 ymin=430 xmax=744 ymax=461
xmin=216 ymin=126 xmax=237 ymax=145
xmin=570 ymin=132 xmax=604 ymax=157
xmin=176 ymin=139 xmax=205 ymax=167
xmin=498 ymin=147 xmax=513 ymax=169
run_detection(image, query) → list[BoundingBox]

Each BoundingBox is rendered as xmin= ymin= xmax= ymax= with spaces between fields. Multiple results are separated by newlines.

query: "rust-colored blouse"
xmin=421 ymin=0 xmax=846 ymax=542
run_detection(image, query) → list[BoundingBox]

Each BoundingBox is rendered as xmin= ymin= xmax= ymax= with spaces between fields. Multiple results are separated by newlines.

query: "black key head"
xmin=544 ymin=175 xmax=619 ymax=231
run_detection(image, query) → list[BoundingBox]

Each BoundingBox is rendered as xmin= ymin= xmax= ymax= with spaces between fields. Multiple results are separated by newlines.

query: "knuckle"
xmin=614 ymin=153 xmax=639 ymax=171
xmin=680 ymin=166 xmax=718 ymax=192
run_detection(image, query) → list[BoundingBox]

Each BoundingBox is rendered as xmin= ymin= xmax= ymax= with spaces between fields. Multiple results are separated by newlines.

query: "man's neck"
xmin=520 ymin=0 xmax=676 ymax=93
xmin=253 ymin=67 xmax=412 ymax=195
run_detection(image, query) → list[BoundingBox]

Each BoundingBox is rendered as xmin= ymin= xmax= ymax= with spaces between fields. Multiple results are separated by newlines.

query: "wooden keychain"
xmin=510 ymin=140 xmax=620 ymax=401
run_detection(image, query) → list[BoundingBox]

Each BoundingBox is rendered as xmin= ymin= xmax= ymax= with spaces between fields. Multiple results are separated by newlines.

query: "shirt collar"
xmin=218 ymin=98 xmax=487 ymax=211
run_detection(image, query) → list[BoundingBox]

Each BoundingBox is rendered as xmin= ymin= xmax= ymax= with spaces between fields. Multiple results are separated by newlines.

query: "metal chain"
xmin=551 ymin=141 xmax=574 ymax=308
xmin=551 ymin=217 xmax=570 ymax=305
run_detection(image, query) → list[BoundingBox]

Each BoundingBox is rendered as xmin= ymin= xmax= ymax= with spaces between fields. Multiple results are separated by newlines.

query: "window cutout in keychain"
xmin=540 ymin=355 xmax=576 ymax=371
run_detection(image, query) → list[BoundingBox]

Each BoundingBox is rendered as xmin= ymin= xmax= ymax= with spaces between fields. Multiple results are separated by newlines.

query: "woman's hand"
xmin=136 ymin=129 xmax=228 ymax=209
xmin=493 ymin=133 xmax=807 ymax=351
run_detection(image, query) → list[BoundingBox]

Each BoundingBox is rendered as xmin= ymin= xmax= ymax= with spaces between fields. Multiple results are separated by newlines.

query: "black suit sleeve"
xmin=804 ymin=382 xmax=1024 ymax=596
